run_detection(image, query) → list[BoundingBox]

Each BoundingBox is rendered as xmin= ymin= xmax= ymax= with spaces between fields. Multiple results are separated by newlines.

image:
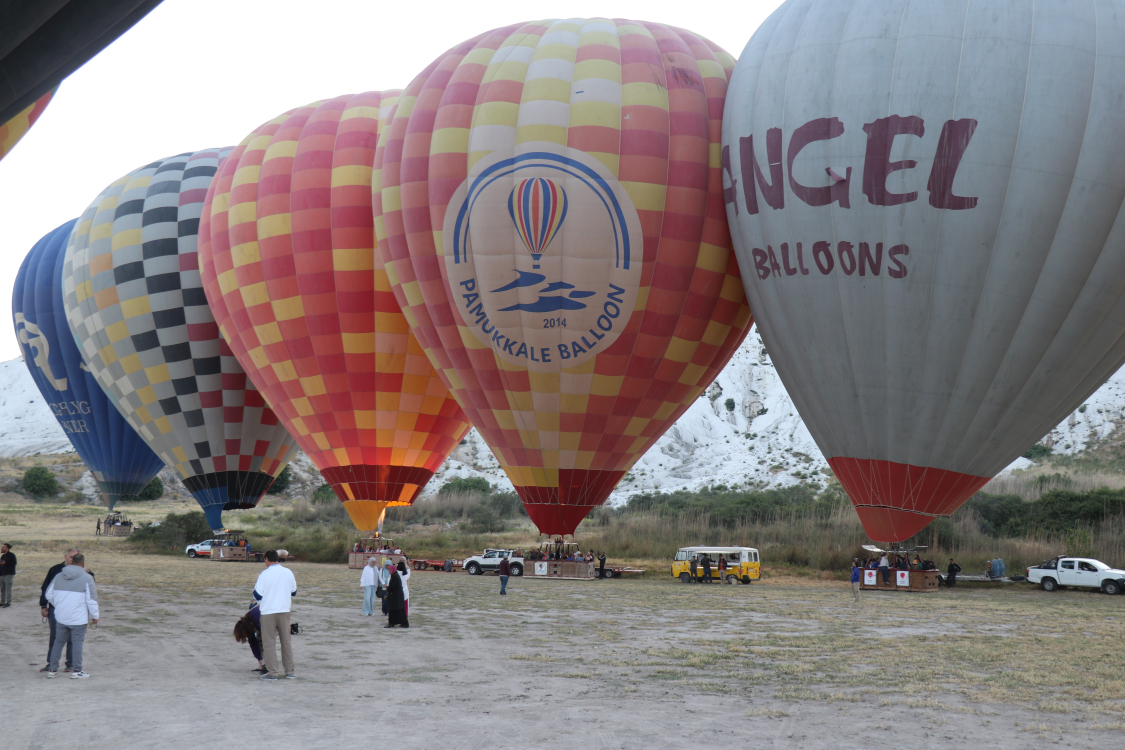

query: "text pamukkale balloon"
xmin=14 ymin=220 xmax=165 ymax=509
xmin=723 ymin=0 xmax=1125 ymax=542
xmin=63 ymin=150 xmax=298 ymax=530
xmin=199 ymin=92 xmax=471 ymax=532
xmin=375 ymin=19 xmax=752 ymax=535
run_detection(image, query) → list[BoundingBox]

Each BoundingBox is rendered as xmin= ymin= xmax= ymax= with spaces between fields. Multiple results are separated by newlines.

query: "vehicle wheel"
xmin=742 ymin=575 xmax=751 ymax=585
xmin=603 ymin=569 xmax=615 ymax=579
xmin=595 ymin=569 xmax=604 ymax=579
xmin=187 ymin=550 xmax=197 ymax=558
xmin=679 ymin=572 xmax=691 ymax=583
xmin=413 ymin=560 xmax=424 ymax=570
xmin=465 ymin=562 xmax=482 ymax=576
xmin=726 ymin=575 xmax=738 ymax=584
xmin=1103 ymin=580 xmax=1121 ymax=596
xmin=1041 ymin=577 xmax=1058 ymax=592
xmin=510 ymin=563 xmax=523 ymax=577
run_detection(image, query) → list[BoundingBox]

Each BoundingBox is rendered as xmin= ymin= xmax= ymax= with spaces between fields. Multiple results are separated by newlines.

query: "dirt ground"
xmin=2 ymin=548 xmax=1123 ymax=749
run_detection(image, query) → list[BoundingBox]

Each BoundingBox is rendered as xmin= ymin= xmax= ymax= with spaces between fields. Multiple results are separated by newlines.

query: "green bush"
xmin=1022 ymin=443 xmax=1052 ymax=461
xmin=266 ymin=465 xmax=292 ymax=494
xmin=439 ymin=476 xmax=491 ymax=496
xmin=462 ymin=505 xmax=505 ymax=533
xmin=724 ymin=398 xmax=736 ymax=412
xmin=22 ymin=466 xmax=59 ymax=498
xmin=312 ymin=483 xmax=337 ymax=504
xmin=121 ymin=477 xmax=164 ymax=502
xmin=128 ymin=511 xmax=212 ymax=552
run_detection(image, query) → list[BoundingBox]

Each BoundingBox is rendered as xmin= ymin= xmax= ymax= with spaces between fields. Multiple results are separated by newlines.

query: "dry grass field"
xmin=2 ymin=542 xmax=1123 ymax=749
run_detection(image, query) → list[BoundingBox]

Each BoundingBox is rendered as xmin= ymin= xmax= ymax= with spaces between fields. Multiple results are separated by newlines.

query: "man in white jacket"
xmin=360 ymin=558 xmax=378 ymax=616
xmin=44 ymin=553 xmax=98 ymax=679
xmin=253 ymin=549 xmax=297 ymax=680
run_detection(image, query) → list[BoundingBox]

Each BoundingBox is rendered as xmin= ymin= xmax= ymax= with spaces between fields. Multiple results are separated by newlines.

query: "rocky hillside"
xmin=5 ymin=326 xmax=1124 ymax=504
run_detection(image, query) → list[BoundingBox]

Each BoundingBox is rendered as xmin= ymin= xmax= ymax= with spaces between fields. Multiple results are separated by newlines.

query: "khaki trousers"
xmin=260 ymin=612 xmax=293 ymax=677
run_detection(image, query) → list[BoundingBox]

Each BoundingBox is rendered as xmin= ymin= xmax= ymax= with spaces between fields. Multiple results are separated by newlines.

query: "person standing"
xmin=360 ymin=558 xmax=378 ymax=616
xmin=378 ymin=559 xmax=392 ymax=616
xmin=689 ymin=554 xmax=698 ymax=583
xmin=702 ymin=554 xmax=713 ymax=584
xmin=396 ymin=559 xmax=411 ymax=617
xmin=718 ymin=554 xmax=728 ymax=583
xmin=0 ymin=543 xmax=16 ymax=607
xmin=253 ymin=550 xmax=297 ymax=680
xmin=498 ymin=554 xmax=510 ymax=595
xmin=850 ymin=559 xmax=861 ymax=603
xmin=384 ymin=561 xmax=408 ymax=628
xmin=94 ymin=519 xmax=101 ymax=536
xmin=44 ymin=553 xmax=98 ymax=679
xmin=598 ymin=551 xmax=607 ymax=578
xmin=39 ymin=548 xmax=85 ymax=672
xmin=878 ymin=552 xmax=890 ymax=585
xmin=947 ymin=558 xmax=962 ymax=588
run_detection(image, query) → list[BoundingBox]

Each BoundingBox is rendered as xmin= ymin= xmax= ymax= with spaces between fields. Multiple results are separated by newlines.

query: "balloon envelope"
xmin=374 ymin=20 xmax=752 ymax=535
xmin=13 ymin=219 xmax=164 ymax=507
xmin=200 ymin=92 xmax=472 ymax=532
xmin=723 ymin=0 xmax=1125 ymax=541
xmin=63 ymin=149 xmax=298 ymax=530
xmin=1 ymin=89 xmax=53 ymax=163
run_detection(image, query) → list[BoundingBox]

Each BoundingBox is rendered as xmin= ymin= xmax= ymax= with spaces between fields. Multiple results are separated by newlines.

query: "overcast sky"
xmin=0 ymin=0 xmax=779 ymax=362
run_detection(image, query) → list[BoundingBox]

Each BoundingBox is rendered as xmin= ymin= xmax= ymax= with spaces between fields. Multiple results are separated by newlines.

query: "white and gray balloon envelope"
xmin=723 ymin=0 xmax=1125 ymax=542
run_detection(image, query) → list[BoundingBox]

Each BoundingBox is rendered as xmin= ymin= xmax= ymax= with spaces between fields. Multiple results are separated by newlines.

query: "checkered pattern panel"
xmin=373 ymin=20 xmax=753 ymax=534
xmin=62 ymin=149 xmax=299 ymax=493
xmin=199 ymin=91 xmax=471 ymax=530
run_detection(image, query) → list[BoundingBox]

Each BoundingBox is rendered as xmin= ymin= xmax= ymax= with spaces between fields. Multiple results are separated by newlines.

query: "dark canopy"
xmin=0 ymin=0 xmax=163 ymax=124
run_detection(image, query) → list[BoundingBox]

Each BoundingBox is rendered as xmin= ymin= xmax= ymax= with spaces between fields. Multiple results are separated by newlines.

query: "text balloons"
xmin=724 ymin=0 xmax=1125 ymax=542
xmin=374 ymin=20 xmax=752 ymax=535
xmin=13 ymin=219 xmax=164 ymax=508
xmin=200 ymin=92 xmax=471 ymax=531
xmin=63 ymin=149 xmax=298 ymax=530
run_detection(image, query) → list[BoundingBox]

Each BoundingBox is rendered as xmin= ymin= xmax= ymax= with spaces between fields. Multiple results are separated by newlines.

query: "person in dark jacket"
xmin=38 ymin=548 xmax=87 ymax=672
xmin=498 ymin=555 xmax=510 ymax=595
xmin=598 ymin=552 xmax=607 ymax=576
xmin=233 ymin=604 xmax=265 ymax=674
xmin=690 ymin=555 xmax=698 ymax=583
xmin=850 ymin=559 xmax=862 ymax=603
xmin=947 ymin=558 xmax=962 ymax=587
xmin=702 ymin=554 xmax=713 ymax=584
xmin=384 ymin=561 xmax=408 ymax=629
xmin=0 ymin=542 xmax=16 ymax=607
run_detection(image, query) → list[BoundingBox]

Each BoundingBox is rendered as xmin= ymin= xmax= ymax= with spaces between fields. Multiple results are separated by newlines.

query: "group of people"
xmin=358 ymin=557 xmax=411 ymax=627
xmin=859 ymin=552 xmax=939 ymax=583
xmin=230 ymin=550 xmax=298 ymax=680
xmin=687 ymin=552 xmax=736 ymax=583
xmin=93 ymin=517 xmax=131 ymax=536
xmin=523 ymin=548 xmax=604 ymax=563
xmin=352 ymin=542 xmax=401 ymax=555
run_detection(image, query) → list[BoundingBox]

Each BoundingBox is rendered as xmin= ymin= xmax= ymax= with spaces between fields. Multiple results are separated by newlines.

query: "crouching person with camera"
xmin=44 ymin=553 xmax=98 ymax=679
xmin=253 ymin=550 xmax=297 ymax=680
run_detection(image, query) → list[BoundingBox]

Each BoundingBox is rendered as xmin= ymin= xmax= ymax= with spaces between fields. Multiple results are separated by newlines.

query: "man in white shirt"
xmin=253 ymin=550 xmax=297 ymax=680
xmin=878 ymin=553 xmax=890 ymax=585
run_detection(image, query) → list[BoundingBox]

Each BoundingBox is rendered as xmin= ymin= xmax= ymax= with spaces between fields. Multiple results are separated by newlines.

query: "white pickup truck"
xmin=463 ymin=549 xmax=524 ymax=577
xmin=1026 ymin=556 xmax=1125 ymax=594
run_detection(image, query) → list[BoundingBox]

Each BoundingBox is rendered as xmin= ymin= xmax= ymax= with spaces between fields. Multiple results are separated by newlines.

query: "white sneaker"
xmin=46 ymin=671 xmax=57 ymax=679
xmin=70 ymin=671 xmax=90 ymax=679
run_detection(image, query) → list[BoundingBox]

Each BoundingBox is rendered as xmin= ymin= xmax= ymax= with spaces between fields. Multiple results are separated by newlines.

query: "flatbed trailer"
xmin=413 ymin=559 xmax=464 ymax=571
xmin=594 ymin=566 xmax=645 ymax=579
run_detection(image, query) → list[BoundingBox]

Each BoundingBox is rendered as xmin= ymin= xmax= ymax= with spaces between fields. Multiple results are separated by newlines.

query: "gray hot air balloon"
xmin=723 ymin=0 xmax=1125 ymax=542
xmin=62 ymin=149 xmax=299 ymax=530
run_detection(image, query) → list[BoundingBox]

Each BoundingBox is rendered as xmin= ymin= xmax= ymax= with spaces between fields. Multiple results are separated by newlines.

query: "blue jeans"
xmin=499 ymin=575 xmax=509 ymax=594
xmin=363 ymin=585 xmax=376 ymax=615
xmin=48 ymin=623 xmax=86 ymax=672
xmin=880 ymin=566 xmax=889 ymax=584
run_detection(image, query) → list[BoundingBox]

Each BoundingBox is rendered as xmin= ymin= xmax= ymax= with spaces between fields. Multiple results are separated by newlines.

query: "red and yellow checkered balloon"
xmin=200 ymin=91 xmax=472 ymax=531
xmin=374 ymin=20 xmax=752 ymax=535
xmin=1 ymin=89 xmax=53 ymax=163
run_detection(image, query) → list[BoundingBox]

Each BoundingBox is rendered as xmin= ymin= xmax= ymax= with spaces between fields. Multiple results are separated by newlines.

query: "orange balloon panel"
xmin=373 ymin=20 xmax=753 ymax=535
xmin=200 ymin=91 xmax=471 ymax=531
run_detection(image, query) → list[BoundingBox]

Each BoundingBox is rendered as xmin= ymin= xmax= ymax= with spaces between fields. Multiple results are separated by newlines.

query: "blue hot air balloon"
xmin=12 ymin=220 xmax=165 ymax=509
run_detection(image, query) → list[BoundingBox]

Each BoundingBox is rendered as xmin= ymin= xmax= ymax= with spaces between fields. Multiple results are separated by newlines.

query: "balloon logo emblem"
xmin=508 ymin=177 xmax=567 ymax=269
xmin=445 ymin=144 xmax=642 ymax=371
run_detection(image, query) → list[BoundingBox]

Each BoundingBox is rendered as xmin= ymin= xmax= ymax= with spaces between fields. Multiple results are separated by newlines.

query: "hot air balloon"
xmin=63 ymin=148 xmax=298 ymax=530
xmin=373 ymin=20 xmax=753 ymax=536
xmin=199 ymin=91 xmax=472 ymax=532
xmin=1 ymin=89 xmax=53 ymax=164
xmin=723 ymin=0 xmax=1125 ymax=542
xmin=13 ymin=219 xmax=165 ymax=509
